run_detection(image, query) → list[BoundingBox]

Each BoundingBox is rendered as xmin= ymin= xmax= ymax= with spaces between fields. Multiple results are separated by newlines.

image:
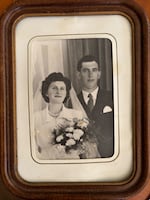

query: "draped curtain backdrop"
xmin=31 ymin=38 xmax=113 ymax=112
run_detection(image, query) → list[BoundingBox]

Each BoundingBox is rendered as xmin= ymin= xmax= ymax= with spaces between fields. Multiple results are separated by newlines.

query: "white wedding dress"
xmin=34 ymin=105 xmax=100 ymax=160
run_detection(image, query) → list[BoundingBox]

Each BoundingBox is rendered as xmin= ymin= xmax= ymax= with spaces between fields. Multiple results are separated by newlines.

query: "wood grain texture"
xmin=135 ymin=0 xmax=150 ymax=19
xmin=0 ymin=0 xmax=150 ymax=19
xmin=0 ymin=0 xmax=150 ymax=200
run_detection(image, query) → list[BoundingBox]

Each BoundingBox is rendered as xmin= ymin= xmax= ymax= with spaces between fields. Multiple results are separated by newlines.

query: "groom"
xmin=76 ymin=55 xmax=114 ymax=158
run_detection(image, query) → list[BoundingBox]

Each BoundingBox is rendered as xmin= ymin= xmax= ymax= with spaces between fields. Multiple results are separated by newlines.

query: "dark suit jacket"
xmin=78 ymin=88 xmax=114 ymax=158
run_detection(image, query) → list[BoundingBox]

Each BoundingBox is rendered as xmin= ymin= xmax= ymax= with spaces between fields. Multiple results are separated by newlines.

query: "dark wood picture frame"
xmin=0 ymin=0 xmax=149 ymax=199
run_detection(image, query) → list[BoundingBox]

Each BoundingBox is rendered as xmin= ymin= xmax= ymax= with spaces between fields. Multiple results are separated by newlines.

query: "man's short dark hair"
xmin=77 ymin=55 xmax=100 ymax=71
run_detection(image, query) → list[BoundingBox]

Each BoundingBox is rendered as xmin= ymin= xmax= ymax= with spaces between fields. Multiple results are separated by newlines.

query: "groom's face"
xmin=78 ymin=61 xmax=101 ymax=91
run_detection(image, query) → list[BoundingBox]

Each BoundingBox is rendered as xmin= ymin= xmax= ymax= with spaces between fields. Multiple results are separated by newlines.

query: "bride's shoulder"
xmin=34 ymin=107 xmax=48 ymax=124
xmin=34 ymin=108 xmax=47 ymax=117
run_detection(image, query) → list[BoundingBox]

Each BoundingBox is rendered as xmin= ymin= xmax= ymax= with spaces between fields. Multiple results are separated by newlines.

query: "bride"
xmin=34 ymin=72 xmax=100 ymax=160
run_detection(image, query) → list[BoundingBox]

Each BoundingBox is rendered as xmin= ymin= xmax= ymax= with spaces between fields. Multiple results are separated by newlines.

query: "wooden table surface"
xmin=0 ymin=0 xmax=149 ymax=200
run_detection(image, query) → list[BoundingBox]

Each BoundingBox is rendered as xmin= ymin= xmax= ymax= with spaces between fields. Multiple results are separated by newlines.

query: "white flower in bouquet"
xmin=56 ymin=135 xmax=64 ymax=142
xmin=77 ymin=118 xmax=89 ymax=129
xmin=56 ymin=118 xmax=71 ymax=129
xmin=66 ymin=138 xmax=76 ymax=146
xmin=73 ymin=129 xmax=84 ymax=140
xmin=65 ymin=126 xmax=74 ymax=132
xmin=66 ymin=133 xmax=73 ymax=138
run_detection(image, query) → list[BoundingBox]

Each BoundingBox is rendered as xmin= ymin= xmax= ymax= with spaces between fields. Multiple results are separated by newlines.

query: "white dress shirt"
xmin=82 ymin=87 xmax=99 ymax=106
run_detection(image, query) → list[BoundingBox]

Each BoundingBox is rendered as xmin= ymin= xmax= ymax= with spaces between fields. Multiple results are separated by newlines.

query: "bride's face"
xmin=47 ymin=81 xmax=67 ymax=104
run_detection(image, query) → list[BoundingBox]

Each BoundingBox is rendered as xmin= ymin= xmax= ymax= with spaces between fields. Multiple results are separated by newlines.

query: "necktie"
xmin=87 ymin=93 xmax=94 ymax=112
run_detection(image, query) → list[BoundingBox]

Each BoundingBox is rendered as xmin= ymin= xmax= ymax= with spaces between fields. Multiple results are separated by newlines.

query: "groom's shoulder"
xmin=98 ymin=89 xmax=112 ymax=98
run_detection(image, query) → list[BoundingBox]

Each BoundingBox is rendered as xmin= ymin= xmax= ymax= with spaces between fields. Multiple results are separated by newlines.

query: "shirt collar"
xmin=82 ymin=87 xmax=99 ymax=105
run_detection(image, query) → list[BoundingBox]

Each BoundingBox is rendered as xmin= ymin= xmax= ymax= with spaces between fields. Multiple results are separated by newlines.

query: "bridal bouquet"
xmin=53 ymin=118 xmax=90 ymax=154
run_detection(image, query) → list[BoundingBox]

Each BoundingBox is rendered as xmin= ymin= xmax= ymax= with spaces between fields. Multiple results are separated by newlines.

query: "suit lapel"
xmin=78 ymin=92 xmax=91 ymax=118
xmin=92 ymin=88 xmax=103 ymax=115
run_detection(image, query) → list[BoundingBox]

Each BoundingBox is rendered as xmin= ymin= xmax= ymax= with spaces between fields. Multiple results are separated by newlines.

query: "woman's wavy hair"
xmin=41 ymin=72 xmax=71 ymax=103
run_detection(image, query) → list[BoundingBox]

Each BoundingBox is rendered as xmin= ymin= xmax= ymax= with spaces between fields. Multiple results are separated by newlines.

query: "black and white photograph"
xmin=30 ymin=37 xmax=114 ymax=161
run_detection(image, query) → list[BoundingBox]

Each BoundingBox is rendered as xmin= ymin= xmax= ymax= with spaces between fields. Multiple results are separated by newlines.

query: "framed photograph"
xmin=0 ymin=0 xmax=149 ymax=199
